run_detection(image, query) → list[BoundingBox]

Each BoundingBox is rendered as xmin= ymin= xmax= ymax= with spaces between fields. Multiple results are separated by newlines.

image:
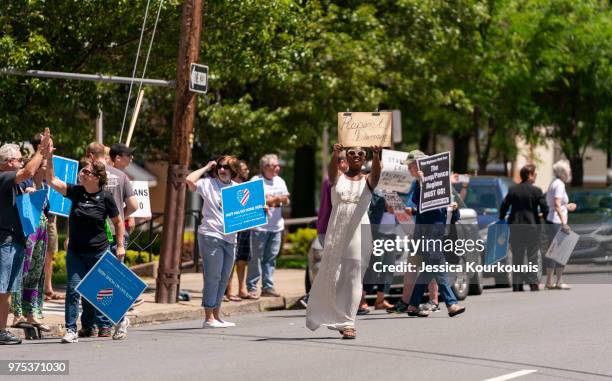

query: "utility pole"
xmin=156 ymin=0 xmax=203 ymax=303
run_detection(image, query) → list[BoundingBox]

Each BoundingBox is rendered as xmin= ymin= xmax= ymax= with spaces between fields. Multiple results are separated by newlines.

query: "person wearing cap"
xmin=109 ymin=143 xmax=134 ymax=171
xmin=403 ymin=150 xmax=466 ymax=318
xmin=0 ymin=129 xmax=52 ymax=345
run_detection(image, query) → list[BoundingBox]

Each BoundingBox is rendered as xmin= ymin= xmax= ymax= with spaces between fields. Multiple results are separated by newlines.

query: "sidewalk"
xmin=8 ymin=268 xmax=306 ymax=339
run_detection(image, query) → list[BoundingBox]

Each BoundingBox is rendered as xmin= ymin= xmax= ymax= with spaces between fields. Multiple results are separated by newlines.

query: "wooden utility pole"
xmin=156 ymin=0 xmax=203 ymax=303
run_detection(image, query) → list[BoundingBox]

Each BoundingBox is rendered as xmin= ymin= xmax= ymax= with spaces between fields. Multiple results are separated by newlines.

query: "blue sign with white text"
xmin=49 ymin=156 xmax=79 ymax=217
xmin=485 ymin=220 xmax=509 ymax=265
xmin=16 ymin=188 xmax=48 ymax=237
xmin=76 ymin=251 xmax=147 ymax=324
xmin=221 ymin=179 xmax=267 ymax=234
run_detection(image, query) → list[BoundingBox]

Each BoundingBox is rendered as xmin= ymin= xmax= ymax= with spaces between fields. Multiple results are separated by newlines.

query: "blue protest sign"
xmin=485 ymin=220 xmax=509 ymax=265
xmin=221 ymin=179 xmax=267 ymax=234
xmin=16 ymin=189 xmax=48 ymax=237
xmin=76 ymin=251 xmax=147 ymax=324
xmin=49 ymin=156 xmax=79 ymax=217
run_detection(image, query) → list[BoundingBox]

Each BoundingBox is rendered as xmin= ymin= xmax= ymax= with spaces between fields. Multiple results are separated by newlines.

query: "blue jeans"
xmin=198 ymin=234 xmax=235 ymax=309
xmin=0 ymin=242 xmax=25 ymax=293
xmin=247 ymin=231 xmax=282 ymax=291
xmin=65 ymin=249 xmax=112 ymax=331
xmin=409 ymin=252 xmax=458 ymax=307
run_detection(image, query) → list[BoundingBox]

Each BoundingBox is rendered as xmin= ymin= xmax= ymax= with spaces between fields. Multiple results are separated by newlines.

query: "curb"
xmin=10 ymin=295 xmax=305 ymax=340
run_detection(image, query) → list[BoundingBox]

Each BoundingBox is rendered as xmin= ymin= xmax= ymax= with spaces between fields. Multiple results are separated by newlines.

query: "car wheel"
xmin=305 ymin=263 xmax=311 ymax=293
xmin=469 ymin=270 xmax=484 ymax=295
xmin=449 ymin=259 xmax=469 ymax=301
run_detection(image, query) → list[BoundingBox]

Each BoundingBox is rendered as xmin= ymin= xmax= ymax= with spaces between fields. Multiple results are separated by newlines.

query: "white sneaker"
xmin=61 ymin=329 xmax=78 ymax=343
xmin=217 ymin=320 xmax=236 ymax=327
xmin=113 ymin=317 xmax=130 ymax=340
xmin=202 ymin=319 xmax=226 ymax=329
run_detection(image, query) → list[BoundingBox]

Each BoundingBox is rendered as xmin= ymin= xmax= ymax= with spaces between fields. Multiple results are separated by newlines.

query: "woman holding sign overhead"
xmin=306 ymin=144 xmax=381 ymax=339
xmin=186 ymin=156 xmax=238 ymax=329
xmin=47 ymin=154 xmax=124 ymax=344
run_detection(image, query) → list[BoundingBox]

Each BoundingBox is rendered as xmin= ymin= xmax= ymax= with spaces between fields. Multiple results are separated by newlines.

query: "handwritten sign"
xmin=379 ymin=149 xmax=413 ymax=193
xmin=417 ymin=152 xmax=452 ymax=213
xmin=337 ymin=112 xmax=392 ymax=147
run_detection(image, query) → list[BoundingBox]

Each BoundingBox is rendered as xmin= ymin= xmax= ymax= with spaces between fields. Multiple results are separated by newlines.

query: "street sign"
xmin=189 ymin=63 xmax=208 ymax=94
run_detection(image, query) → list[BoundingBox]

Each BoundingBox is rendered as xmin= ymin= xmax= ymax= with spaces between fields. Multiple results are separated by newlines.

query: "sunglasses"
xmin=346 ymin=149 xmax=366 ymax=158
xmin=266 ymin=164 xmax=281 ymax=169
xmin=217 ymin=164 xmax=231 ymax=170
xmin=80 ymin=169 xmax=99 ymax=177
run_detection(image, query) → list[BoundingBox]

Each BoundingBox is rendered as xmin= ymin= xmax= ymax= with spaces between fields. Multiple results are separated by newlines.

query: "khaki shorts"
xmin=47 ymin=215 xmax=59 ymax=254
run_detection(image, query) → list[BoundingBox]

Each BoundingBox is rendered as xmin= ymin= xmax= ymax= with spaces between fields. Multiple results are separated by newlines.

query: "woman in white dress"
xmin=306 ymin=143 xmax=381 ymax=339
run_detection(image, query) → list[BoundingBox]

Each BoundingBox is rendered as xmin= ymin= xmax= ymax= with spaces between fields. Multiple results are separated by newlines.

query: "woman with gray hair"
xmin=543 ymin=160 xmax=576 ymax=290
xmin=246 ymin=153 xmax=290 ymax=298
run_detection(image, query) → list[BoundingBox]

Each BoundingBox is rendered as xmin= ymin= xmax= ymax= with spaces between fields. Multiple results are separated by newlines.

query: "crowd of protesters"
xmin=0 ymin=129 xmax=579 ymax=343
xmin=0 ymin=128 xmax=144 ymax=345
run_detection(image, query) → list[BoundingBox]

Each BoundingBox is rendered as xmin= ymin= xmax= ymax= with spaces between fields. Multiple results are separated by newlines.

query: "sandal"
xmin=241 ymin=292 xmax=260 ymax=300
xmin=228 ymin=295 xmax=242 ymax=302
xmin=545 ymin=283 xmax=556 ymax=290
xmin=341 ymin=327 xmax=356 ymax=340
xmin=222 ymin=295 xmax=230 ymax=302
xmin=555 ymin=283 xmax=571 ymax=290
xmin=44 ymin=292 xmax=65 ymax=301
xmin=12 ymin=320 xmax=33 ymax=329
xmin=30 ymin=321 xmax=52 ymax=332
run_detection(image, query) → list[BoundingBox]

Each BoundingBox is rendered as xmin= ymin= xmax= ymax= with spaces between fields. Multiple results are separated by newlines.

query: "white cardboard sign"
xmin=130 ymin=181 xmax=152 ymax=218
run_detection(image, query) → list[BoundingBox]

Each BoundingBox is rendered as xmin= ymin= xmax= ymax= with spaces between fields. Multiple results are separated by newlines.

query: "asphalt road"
xmin=4 ymin=276 xmax=612 ymax=381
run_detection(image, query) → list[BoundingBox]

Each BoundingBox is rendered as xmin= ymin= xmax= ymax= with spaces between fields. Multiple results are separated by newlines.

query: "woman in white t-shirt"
xmin=186 ymin=155 xmax=238 ymax=328
xmin=543 ymin=160 xmax=577 ymax=290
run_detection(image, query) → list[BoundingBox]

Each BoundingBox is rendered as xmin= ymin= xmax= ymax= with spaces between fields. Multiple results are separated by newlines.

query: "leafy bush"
xmin=284 ymin=228 xmax=317 ymax=256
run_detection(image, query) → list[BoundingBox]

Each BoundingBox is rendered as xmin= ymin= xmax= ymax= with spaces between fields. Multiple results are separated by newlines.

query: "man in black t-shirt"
xmin=0 ymin=130 xmax=52 ymax=345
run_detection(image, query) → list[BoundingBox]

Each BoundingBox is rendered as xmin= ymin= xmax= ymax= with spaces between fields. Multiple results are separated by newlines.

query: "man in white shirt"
xmin=246 ymin=154 xmax=290 ymax=297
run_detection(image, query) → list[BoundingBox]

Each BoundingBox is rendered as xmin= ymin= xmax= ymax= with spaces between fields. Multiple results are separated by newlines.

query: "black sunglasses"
xmin=217 ymin=164 xmax=231 ymax=170
xmin=80 ymin=169 xmax=99 ymax=177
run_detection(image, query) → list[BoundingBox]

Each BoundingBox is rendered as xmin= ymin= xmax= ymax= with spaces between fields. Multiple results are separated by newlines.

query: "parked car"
xmin=454 ymin=176 xmax=517 ymax=286
xmin=306 ymin=188 xmax=484 ymax=301
xmin=566 ymin=188 xmax=612 ymax=263
xmin=453 ymin=176 xmax=515 ymax=229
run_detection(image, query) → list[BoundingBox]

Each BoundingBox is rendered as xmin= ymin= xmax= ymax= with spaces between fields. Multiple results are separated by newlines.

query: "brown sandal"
xmin=341 ymin=327 xmax=356 ymax=340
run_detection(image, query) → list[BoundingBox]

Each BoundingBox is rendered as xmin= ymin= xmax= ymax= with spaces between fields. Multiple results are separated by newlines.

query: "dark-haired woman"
xmin=187 ymin=156 xmax=238 ymax=328
xmin=306 ymin=144 xmax=381 ymax=339
xmin=47 ymin=156 xmax=124 ymax=343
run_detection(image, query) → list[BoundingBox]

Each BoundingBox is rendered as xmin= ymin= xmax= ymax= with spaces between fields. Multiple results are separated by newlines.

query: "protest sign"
xmin=49 ymin=156 xmax=79 ymax=217
xmin=383 ymin=191 xmax=410 ymax=222
xmin=545 ymin=228 xmax=580 ymax=266
xmin=76 ymin=251 xmax=147 ymax=324
xmin=417 ymin=152 xmax=452 ymax=213
xmin=221 ymin=179 xmax=267 ymax=234
xmin=378 ymin=149 xmax=414 ymax=193
xmin=337 ymin=112 xmax=392 ymax=147
xmin=16 ymin=189 xmax=48 ymax=237
xmin=130 ymin=181 xmax=152 ymax=218
xmin=485 ymin=221 xmax=510 ymax=265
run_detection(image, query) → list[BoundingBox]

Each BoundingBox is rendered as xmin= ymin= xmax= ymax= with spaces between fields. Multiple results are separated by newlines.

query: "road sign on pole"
xmin=189 ymin=63 xmax=208 ymax=94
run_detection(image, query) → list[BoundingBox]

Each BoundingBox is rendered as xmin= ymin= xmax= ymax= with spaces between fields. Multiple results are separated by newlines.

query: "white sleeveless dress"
xmin=306 ymin=174 xmax=372 ymax=331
